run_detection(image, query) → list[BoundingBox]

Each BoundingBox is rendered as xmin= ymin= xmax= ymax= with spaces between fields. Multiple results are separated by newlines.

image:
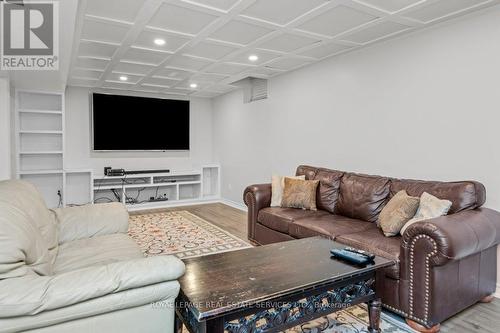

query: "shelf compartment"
xmin=93 ymin=189 xmax=124 ymax=204
xmin=153 ymin=174 xmax=201 ymax=183
xmin=179 ymin=183 xmax=201 ymax=201
xmin=125 ymin=185 xmax=177 ymax=205
xmin=20 ymin=133 xmax=62 ymax=151
xmin=20 ymin=173 xmax=63 ymax=208
xmin=20 ymin=112 xmax=62 ymax=131
xmin=19 ymin=154 xmax=63 ymax=172
xmin=18 ymin=92 xmax=62 ymax=111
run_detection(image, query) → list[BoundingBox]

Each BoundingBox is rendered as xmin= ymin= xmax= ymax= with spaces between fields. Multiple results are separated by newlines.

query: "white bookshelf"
xmin=93 ymin=165 xmax=220 ymax=211
xmin=15 ymin=90 xmax=93 ymax=208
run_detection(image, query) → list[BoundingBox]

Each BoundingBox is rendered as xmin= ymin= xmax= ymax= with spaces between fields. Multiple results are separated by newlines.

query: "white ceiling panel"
xmin=85 ymin=0 xmax=146 ymax=23
xmin=155 ymin=67 xmax=194 ymax=80
xmin=342 ymin=21 xmax=410 ymax=44
xmin=186 ymin=0 xmax=240 ymax=11
xmin=356 ymin=0 xmax=422 ymax=12
xmin=68 ymin=78 xmax=99 ymax=87
xmin=209 ymin=20 xmax=273 ymax=45
xmin=267 ymin=57 xmax=312 ymax=71
xmin=71 ymin=68 xmax=103 ymax=80
xmin=134 ymin=30 xmax=191 ymax=53
xmin=298 ymin=43 xmax=352 ymax=59
xmin=75 ymin=57 xmax=110 ymax=71
xmin=207 ymin=62 xmax=250 ymax=75
xmin=81 ymin=20 xmax=131 ymax=44
xmin=240 ymin=0 xmax=328 ymax=25
xmin=403 ymin=0 xmax=486 ymax=23
xmin=78 ymin=41 xmax=118 ymax=59
xmin=141 ymin=77 xmax=181 ymax=87
xmin=106 ymin=72 xmax=144 ymax=84
xmin=228 ymin=50 xmax=280 ymax=65
xmin=184 ymin=42 xmax=238 ymax=60
xmin=168 ymin=55 xmax=214 ymax=71
xmin=148 ymin=3 xmax=219 ymax=35
xmin=113 ymin=61 xmax=156 ymax=75
xmin=69 ymin=0 xmax=500 ymax=98
xmin=258 ymin=33 xmax=320 ymax=53
xmin=298 ymin=5 xmax=377 ymax=37
xmin=122 ymin=47 xmax=170 ymax=66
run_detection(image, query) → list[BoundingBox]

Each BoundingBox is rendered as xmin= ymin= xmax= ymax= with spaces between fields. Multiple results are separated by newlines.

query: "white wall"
xmin=0 ymin=78 xmax=11 ymax=180
xmin=65 ymin=87 xmax=214 ymax=175
xmin=213 ymin=8 xmax=500 ymax=287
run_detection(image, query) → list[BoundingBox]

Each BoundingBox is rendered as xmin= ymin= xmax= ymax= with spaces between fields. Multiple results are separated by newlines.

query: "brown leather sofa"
xmin=244 ymin=165 xmax=500 ymax=332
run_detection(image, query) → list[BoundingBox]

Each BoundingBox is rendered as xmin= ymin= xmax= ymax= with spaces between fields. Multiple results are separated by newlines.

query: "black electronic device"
xmin=125 ymin=169 xmax=170 ymax=175
xmin=330 ymin=248 xmax=374 ymax=265
xmin=92 ymin=93 xmax=190 ymax=151
xmin=344 ymin=247 xmax=375 ymax=260
xmin=106 ymin=168 xmax=125 ymax=176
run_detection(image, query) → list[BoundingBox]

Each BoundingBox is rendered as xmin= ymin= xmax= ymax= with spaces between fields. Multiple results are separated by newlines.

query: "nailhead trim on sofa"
xmin=408 ymin=234 xmax=438 ymax=326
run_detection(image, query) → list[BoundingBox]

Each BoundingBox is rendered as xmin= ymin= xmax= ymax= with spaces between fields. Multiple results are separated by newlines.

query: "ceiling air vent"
xmin=231 ymin=77 xmax=268 ymax=104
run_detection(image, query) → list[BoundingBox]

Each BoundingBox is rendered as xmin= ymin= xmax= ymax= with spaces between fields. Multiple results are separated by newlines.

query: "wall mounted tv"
xmin=91 ymin=93 xmax=190 ymax=151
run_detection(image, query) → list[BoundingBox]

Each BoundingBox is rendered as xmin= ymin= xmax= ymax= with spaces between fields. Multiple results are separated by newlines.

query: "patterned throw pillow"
xmin=271 ymin=175 xmax=305 ymax=207
xmin=400 ymin=192 xmax=452 ymax=235
xmin=281 ymin=177 xmax=320 ymax=211
xmin=378 ymin=190 xmax=420 ymax=237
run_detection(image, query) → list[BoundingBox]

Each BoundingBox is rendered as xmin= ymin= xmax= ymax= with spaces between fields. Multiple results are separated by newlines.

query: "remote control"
xmin=330 ymin=249 xmax=372 ymax=265
xmin=344 ymin=247 xmax=375 ymax=260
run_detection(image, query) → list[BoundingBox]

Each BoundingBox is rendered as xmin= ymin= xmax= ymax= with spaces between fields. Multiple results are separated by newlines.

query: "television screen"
xmin=92 ymin=93 xmax=190 ymax=151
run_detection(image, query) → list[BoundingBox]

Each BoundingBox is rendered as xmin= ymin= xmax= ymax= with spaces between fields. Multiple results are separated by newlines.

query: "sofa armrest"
xmin=53 ymin=202 xmax=129 ymax=244
xmin=402 ymin=208 xmax=500 ymax=267
xmin=244 ymin=184 xmax=272 ymax=241
xmin=0 ymin=255 xmax=185 ymax=318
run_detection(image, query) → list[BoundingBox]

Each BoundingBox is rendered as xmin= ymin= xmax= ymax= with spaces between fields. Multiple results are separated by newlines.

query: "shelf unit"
xmin=15 ymin=90 xmax=93 ymax=208
xmin=93 ymin=165 xmax=220 ymax=211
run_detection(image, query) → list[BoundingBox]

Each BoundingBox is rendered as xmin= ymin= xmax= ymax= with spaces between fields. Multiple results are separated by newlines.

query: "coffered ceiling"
xmin=68 ymin=0 xmax=500 ymax=98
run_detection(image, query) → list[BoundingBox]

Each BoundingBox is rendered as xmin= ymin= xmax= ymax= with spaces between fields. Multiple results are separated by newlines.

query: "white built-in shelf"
xmin=19 ymin=130 xmax=63 ymax=134
xmin=20 ymin=151 xmax=63 ymax=155
xmin=19 ymin=109 xmax=63 ymax=115
xmin=19 ymin=169 xmax=64 ymax=175
xmin=93 ymin=166 xmax=220 ymax=210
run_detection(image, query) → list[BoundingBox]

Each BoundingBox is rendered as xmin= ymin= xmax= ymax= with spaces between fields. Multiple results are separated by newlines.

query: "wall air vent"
xmin=231 ymin=77 xmax=268 ymax=104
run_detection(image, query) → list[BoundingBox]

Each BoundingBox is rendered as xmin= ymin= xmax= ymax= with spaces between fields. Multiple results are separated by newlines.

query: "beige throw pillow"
xmin=281 ymin=178 xmax=319 ymax=211
xmin=378 ymin=190 xmax=420 ymax=237
xmin=271 ymin=175 xmax=305 ymax=207
xmin=400 ymin=192 xmax=452 ymax=235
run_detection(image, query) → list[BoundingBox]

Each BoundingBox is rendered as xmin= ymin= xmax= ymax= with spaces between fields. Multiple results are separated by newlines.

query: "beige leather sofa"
xmin=0 ymin=180 xmax=185 ymax=333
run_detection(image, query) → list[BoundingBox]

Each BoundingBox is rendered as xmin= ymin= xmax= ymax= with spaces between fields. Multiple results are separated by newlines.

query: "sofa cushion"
xmin=336 ymin=227 xmax=401 ymax=279
xmin=289 ymin=215 xmax=373 ymax=239
xmin=257 ymin=208 xmax=329 ymax=234
xmin=0 ymin=181 xmax=59 ymax=266
xmin=0 ymin=202 xmax=53 ymax=278
xmin=54 ymin=234 xmax=144 ymax=274
xmin=390 ymin=178 xmax=485 ymax=214
xmin=337 ymin=173 xmax=390 ymax=223
xmin=313 ymin=168 xmax=343 ymax=213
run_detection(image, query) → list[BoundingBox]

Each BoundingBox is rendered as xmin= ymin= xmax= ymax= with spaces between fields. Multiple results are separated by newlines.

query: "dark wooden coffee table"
xmin=175 ymin=237 xmax=393 ymax=333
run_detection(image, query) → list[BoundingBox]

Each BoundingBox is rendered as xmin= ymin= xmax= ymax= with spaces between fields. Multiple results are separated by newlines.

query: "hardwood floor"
xmin=133 ymin=203 xmax=500 ymax=332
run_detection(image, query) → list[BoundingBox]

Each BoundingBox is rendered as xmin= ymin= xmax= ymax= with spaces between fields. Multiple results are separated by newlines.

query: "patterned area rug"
xmin=285 ymin=304 xmax=415 ymax=333
xmin=128 ymin=210 xmax=251 ymax=258
xmin=128 ymin=210 xmax=414 ymax=332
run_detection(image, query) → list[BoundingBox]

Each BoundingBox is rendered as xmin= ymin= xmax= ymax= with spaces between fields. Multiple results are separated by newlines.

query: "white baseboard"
xmin=495 ymin=283 xmax=500 ymax=299
xmin=220 ymin=198 xmax=247 ymax=212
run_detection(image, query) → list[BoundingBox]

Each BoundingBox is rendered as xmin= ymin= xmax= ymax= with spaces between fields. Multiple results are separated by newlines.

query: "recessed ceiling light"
xmin=248 ymin=54 xmax=259 ymax=62
xmin=119 ymin=75 xmax=128 ymax=81
xmin=190 ymin=83 xmax=198 ymax=89
xmin=154 ymin=38 xmax=166 ymax=46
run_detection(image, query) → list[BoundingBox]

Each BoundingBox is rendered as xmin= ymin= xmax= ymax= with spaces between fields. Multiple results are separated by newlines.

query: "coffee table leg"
xmin=174 ymin=312 xmax=183 ymax=333
xmin=367 ymin=298 xmax=382 ymax=333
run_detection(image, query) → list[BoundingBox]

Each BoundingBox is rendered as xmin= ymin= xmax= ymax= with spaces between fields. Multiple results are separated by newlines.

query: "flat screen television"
xmin=91 ymin=93 xmax=190 ymax=151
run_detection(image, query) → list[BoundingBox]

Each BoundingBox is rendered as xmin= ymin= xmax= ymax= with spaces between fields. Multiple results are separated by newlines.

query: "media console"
xmin=93 ymin=165 xmax=220 ymax=211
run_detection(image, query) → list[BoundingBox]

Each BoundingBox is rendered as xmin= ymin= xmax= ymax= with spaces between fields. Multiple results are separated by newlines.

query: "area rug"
xmin=285 ymin=304 xmax=415 ymax=333
xmin=128 ymin=210 xmax=251 ymax=259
